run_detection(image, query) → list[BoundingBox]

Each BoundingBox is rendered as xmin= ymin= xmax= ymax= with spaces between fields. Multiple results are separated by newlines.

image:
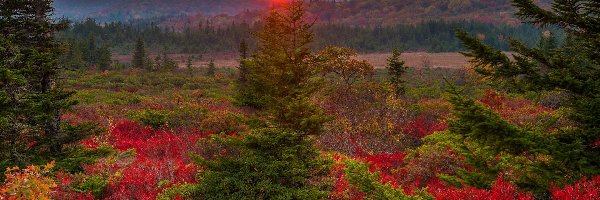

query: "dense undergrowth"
xmin=3 ymin=67 xmax=596 ymax=199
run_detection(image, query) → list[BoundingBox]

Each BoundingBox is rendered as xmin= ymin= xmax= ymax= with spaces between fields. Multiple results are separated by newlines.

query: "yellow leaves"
xmin=318 ymin=46 xmax=375 ymax=87
xmin=0 ymin=161 xmax=56 ymax=200
xmin=463 ymin=63 xmax=490 ymax=84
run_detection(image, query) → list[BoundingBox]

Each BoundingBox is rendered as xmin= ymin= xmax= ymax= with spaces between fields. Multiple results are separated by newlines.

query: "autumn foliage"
xmin=1 ymin=162 xmax=56 ymax=200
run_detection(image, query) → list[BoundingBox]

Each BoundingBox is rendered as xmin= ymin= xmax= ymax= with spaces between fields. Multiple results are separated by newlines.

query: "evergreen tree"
xmin=85 ymin=33 xmax=97 ymax=65
xmin=206 ymin=59 xmax=216 ymax=77
xmin=186 ymin=55 xmax=194 ymax=75
xmin=170 ymin=129 xmax=331 ymax=200
xmin=186 ymin=55 xmax=193 ymax=69
xmin=63 ymin=41 xmax=86 ymax=69
xmin=450 ymin=0 xmax=600 ymax=195
xmin=163 ymin=2 xmax=333 ymax=199
xmin=132 ymin=37 xmax=147 ymax=69
xmin=96 ymin=45 xmax=112 ymax=70
xmin=238 ymin=39 xmax=249 ymax=83
xmin=244 ymin=1 xmax=329 ymax=134
xmin=161 ymin=52 xmax=177 ymax=71
xmin=537 ymin=31 xmax=558 ymax=55
xmin=153 ymin=54 xmax=162 ymax=72
xmin=386 ymin=48 xmax=408 ymax=96
xmin=239 ymin=38 xmax=249 ymax=60
xmin=428 ymin=89 xmax=571 ymax=195
xmin=0 ymin=0 xmax=107 ymax=175
xmin=235 ymin=39 xmax=252 ymax=105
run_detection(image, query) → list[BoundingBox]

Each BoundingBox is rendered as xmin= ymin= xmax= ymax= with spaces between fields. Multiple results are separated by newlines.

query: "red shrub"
xmin=62 ymin=120 xmax=207 ymax=199
xmin=429 ymin=175 xmax=533 ymax=200
xmin=362 ymin=153 xmax=406 ymax=186
xmin=551 ymin=176 xmax=600 ymax=200
xmin=52 ymin=172 xmax=95 ymax=200
xmin=403 ymin=115 xmax=448 ymax=138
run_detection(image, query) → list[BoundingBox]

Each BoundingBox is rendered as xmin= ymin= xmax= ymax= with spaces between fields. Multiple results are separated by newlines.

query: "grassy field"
xmin=113 ymin=52 xmax=471 ymax=69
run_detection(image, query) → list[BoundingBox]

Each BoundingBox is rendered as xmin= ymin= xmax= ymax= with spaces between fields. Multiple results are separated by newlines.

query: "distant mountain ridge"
xmin=54 ymin=0 xmax=551 ymax=26
xmin=54 ymin=0 xmax=269 ymax=22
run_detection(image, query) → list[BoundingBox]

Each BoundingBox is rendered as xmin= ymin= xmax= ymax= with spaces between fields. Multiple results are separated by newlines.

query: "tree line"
xmin=58 ymin=18 xmax=548 ymax=56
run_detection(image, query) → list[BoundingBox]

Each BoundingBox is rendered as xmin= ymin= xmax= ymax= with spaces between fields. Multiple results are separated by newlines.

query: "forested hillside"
xmin=58 ymin=18 xmax=547 ymax=57
xmin=54 ymin=0 xmax=551 ymax=26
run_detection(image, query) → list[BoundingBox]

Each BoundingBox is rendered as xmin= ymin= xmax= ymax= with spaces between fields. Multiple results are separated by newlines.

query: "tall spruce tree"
xmin=238 ymin=39 xmax=249 ymax=83
xmin=167 ymin=2 xmax=333 ymax=199
xmin=161 ymin=52 xmax=177 ymax=71
xmin=96 ymin=45 xmax=112 ymax=70
xmin=206 ymin=59 xmax=216 ymax=77
xmin=63 ymin=41 xmax=86 ymax=69
xmin=132 ymin=37 xmax=147 ymax=69
xmin=244 ymin=1 xmax=328 ymax=134
xmin=386 ymin=48 xmax=408 ymax=96
xmin=0 ymin=0 xmax=105 ymax=175
xmin=186 ymin=55 xmax=194 ymax=75
xmin=235 ymin=39 xmax=253 ymax=105
xmin=85 ymin=33 xmax=97 ymax=65
xmin=447 ymin=0 xmax=600 ymax=195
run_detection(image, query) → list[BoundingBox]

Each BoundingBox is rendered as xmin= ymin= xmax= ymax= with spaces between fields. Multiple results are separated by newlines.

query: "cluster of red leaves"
xmin=402 ymin=114 xmax=448 ymax=138
xmin=329 ymin=154 xmax=363 ymax=200
xmin=104 ymin=120 xmax=205 ymax=199
xmin=329 ymin=148 xmax=409 ymax=199
xmin=428 ymin=175 xmax=533 ymax=200
xmin=551 ymin=176 xmax=600 ymax=200
xmin=361 ymin=152 xmax=406 ymax=187
xmin=60 ymin=120 xmax=207 ymax=199
xmin=52 ymin=172 xmax=95 ymax=200
xmin=478 ymin=90 xmax=555 ymax=127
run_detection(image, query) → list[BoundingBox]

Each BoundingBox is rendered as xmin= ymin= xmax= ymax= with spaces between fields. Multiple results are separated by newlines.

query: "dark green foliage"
xmin=160 ymin=52 xmax=177 ymax=72
xmin=235 ymin=39 xmax=253 ymax=106
xmin=0 ymin=0 xmax=105 ymax=178
xmin=61 ymin=31 xmax=112 ymax=70
xmin=239 ymin=39 xmax=249 ymax=60
xmin=96 ymin=45 xmax=112 ymax=70
xmin=191 ymin=129 xmax=332 ymax=200
xmin=343 ymin=160 xmax=432 ymax=200
xmin=451 ymin=0 xmax=600 ymax=194
xmin=129 ymin=110 xmax=169 ymax=129
xmin=206 ymin=59 xmax=216 ymax=77
xmin=241 ymin=1 xmax=329 ymax=134
xmin=314 ymin=21 xmax=544 ymax=53
xmin=439 ymin=89 xmax=579 ymax=194
xmin=59 ymin=18 xmax=544 ymax=54
xmin=74 ymin=175 xmax=109 ymax=198
xmin=537 ymin=31 xmax=558 ymax=55
xmin=62 ymin=41 xmax=87 ymax=69
xmin=186 ymin=56 xmax=193 ymax=70
xmin=132 ymin=37 xmax=147 ymax=69
xmin=387 ymin=48 xmax=408 ymax=96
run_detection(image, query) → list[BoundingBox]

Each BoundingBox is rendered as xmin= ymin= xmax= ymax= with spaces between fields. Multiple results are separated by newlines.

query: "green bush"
xmin=74 ymin=175 xmax=109 ymax=198
xmin=129 ymin=110 xmax=169 ymax=129
xmin=190 ymin=129 xmax=332 ymax=199
xmin=73 ymin=90 xmax=143 ymax=105
xmin=199 ymin=111 xmax=247 ymax=134
xmin=167 ymin=107 xmax=209 ymax=129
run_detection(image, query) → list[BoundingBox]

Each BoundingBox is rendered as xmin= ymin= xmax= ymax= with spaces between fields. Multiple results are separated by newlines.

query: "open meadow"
xmin=113 ymin=52 xmax=471 ymax=69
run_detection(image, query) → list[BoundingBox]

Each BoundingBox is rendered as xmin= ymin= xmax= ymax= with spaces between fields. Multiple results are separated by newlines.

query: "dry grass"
xmin=113 ymin=52 xmax=472 ymax=69
xmin=357 ymin=52 xmax=470 ymax=69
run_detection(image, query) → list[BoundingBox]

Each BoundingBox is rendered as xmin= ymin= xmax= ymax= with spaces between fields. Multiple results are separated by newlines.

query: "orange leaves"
xmin=319 ymin=46 xmax=375 ymax=87
xmin=0 ymin=161 xmax=56 ymax=200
